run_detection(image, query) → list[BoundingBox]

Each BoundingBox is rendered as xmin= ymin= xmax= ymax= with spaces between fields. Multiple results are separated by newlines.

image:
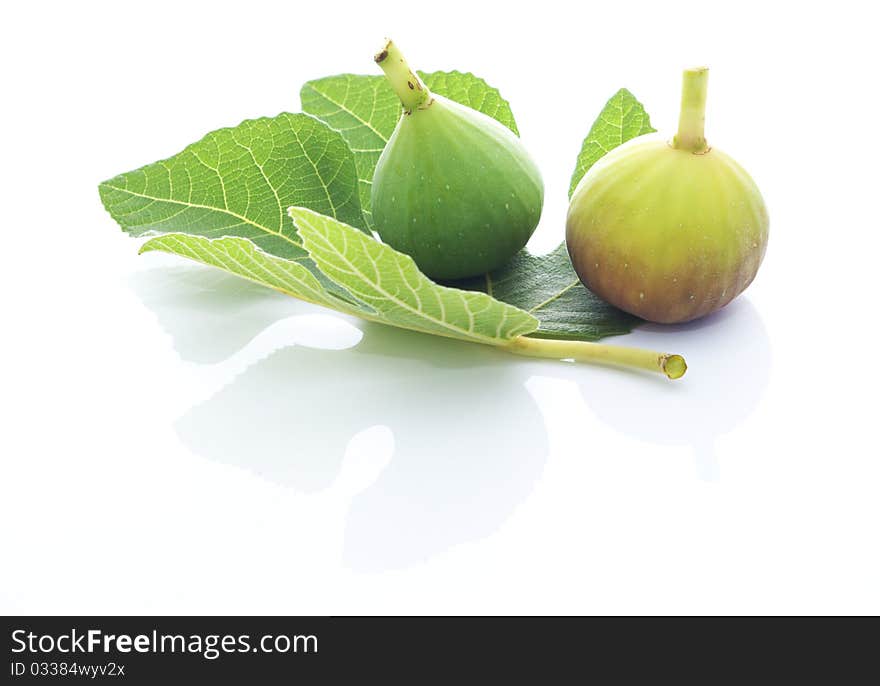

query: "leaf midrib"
xmin=101 ymin=183 xmax=304 ymax=251
xmin=303 ymin=82 xmax=390 ymax=144
xmin=529 ymin=279 xmax=580 ymax=314
xmin=299 ymin=219 xmax=522 ymax=345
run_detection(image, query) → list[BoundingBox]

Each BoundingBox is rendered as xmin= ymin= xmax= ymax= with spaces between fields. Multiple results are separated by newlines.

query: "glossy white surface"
xmin=2 ymin=1 xmax=878 ymax=614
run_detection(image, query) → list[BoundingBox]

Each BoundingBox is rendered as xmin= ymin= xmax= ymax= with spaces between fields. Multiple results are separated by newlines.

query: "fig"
xmin=371 ymin=40 xmax=544 ymax=280
xmin=566 ymin=68 xmax=769 ymax=323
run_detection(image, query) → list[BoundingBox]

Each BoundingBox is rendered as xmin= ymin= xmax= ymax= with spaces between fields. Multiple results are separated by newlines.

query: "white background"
xmin=2 ymin=1 xmax=878 ymax=614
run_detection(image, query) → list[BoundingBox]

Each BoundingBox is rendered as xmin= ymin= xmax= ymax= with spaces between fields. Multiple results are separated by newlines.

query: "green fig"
xmin=371 ymin=40 xmax=544 ymax=280
xmin=566 ymin=68 xmax=769 ymax=323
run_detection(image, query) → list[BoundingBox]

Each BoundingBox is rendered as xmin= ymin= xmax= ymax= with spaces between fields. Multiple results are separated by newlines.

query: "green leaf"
xmin=568 ymin=88 xmax=655 ymax=198
xmin=454 ymin=243 xmax=639 ymax=341
xmin=300 ymin=71 xmax=518 ymax=226
xmin=139 ymin=233 xmax=364 ymax=312
xmin=289 ymin=207 xmax=538 ymax=343
xmin=139 ymin=209 xmax=539 ymax=346
xmin=99 ymin=112 xmax=367 ymax=265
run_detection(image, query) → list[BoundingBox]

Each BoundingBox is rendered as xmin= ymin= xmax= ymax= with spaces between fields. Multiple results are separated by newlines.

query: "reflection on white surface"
xmin=129 ymin=266 xmax=305 ymax=364
xmin=133 ymin=266 xmax=548 ymax=572
xmin=176 ymin=325 xmax=548 ymax=572
xmin=130 ymin=264 xmax=770 ymax=572
xmin=571 ymin=300 xmax=772 ymax=481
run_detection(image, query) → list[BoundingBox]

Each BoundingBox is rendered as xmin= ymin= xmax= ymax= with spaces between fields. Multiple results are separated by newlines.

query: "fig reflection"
xmin=571 ymin=298 xmax=772 ymax=480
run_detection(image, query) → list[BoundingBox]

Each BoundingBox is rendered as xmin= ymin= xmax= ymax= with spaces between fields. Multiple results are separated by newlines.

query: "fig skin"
xmin=566 ymin=71 xmax=769 ymax=324
xmin=372 ymin=95 xmax=543 ymax=280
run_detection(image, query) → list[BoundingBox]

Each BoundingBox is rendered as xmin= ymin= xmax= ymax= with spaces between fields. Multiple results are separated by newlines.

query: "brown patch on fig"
xmin=566 ymin=223 xmax=755 ymax=324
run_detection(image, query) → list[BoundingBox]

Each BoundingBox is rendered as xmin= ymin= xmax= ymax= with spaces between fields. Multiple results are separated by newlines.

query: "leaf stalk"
xmin=504 ymin=336 xmax=687 ymax=380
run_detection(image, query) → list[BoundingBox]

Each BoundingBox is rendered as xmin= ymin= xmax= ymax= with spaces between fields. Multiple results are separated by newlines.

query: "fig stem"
xmin=504 ymin=336 xmax=687 ymax=380
xmin=673 ymin=67 xmax=710 ymax=153
xmin=374 ymin=39 xmax=431 ymax=113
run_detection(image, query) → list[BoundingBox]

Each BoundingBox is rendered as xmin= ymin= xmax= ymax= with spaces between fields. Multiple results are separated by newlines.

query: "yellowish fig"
xmin=566 ymin=68 xmax=769 ymax=323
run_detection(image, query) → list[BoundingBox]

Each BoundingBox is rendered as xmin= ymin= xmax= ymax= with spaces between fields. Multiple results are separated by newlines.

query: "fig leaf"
xmin=291 ymin=207 xmax=538 ymax=343
xmin=139 ymin=233 xmax=361 ymax=310
xmin=99 ymin=112 xmax=367 ymax=272
xmin=301 ymin=71 xmax=518 ymax=227
xmin=454 ymin=243 xmax=639 ymax=341
xmin=568 ymin=88 xmax=655 ymax=198
xmin=139 ymin=209 xmax=539 ymax=346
